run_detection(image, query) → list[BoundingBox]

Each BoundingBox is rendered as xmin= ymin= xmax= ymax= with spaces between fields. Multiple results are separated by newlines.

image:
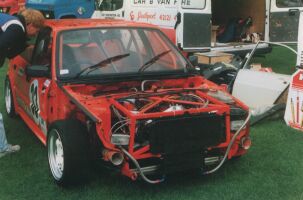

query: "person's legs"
xmin=0 ymin=112 xmax=20 ymax=158
xmin=0 ymin=112 xmax=9 ymax=151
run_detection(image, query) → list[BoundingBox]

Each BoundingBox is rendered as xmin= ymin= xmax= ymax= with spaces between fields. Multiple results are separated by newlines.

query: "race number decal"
xmin=29 ymin=79 xmax=40 ymax=125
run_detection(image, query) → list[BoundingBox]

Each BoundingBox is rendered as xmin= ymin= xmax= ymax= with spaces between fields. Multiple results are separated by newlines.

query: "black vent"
xmin=183 ymin=13 xmax=211 ymax=48
xmin=140 ymin=113 xmax=226 ymax=155
xmin=230 ymin=106 xmax=248 ymax=121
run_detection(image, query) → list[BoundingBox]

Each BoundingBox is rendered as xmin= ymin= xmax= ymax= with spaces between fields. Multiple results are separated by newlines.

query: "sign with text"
xmin=181 ymin=0 xmax=205 ymax=9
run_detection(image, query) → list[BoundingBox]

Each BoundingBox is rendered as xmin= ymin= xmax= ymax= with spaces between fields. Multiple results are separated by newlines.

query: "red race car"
xmin=0 ymin=0 xmax=25 ymax=15
xmin=5 ymin=19 xmax=251 ymax=185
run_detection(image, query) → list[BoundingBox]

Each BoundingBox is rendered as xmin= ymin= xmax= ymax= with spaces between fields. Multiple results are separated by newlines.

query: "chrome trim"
xmin=130 ymin=165 xmax=159 ymax=175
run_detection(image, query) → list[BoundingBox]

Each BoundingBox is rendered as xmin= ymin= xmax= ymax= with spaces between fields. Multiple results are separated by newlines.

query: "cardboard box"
xmin=250 ymin=63 xmax=262 ymax=70
xmin=194 ymin=52 xmax=233 ymax=64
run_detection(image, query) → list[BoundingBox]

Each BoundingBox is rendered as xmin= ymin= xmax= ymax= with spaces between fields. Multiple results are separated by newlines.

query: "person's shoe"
xmin=7 ymin=145 xmax=20 ymax=152
xmin=0 ymin=145 xmax=21 ymax=158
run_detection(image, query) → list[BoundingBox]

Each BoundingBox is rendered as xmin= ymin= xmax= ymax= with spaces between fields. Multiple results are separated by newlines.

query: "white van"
xmin=296 ymin=11 xmax=303 ymax=67
xmin=92 ymin=0 xmax=303 ymax=54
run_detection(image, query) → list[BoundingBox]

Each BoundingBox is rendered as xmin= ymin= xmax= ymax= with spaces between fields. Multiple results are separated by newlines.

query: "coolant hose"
xmin=120 ymin=147 xmax=165 ymax=184
xmin=204 ymin=112 xmax=251 ymax=175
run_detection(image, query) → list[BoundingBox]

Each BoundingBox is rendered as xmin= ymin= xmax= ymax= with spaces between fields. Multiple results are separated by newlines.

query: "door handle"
xmin=174 ymin=12 xmax=181 ymax=29
xmin=289 ymin=9 xmax=299 ymax=16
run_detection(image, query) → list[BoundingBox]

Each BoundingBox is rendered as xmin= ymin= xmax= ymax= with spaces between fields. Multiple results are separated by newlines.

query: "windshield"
xmin=56 ymin=28 xmax=189 ymax=79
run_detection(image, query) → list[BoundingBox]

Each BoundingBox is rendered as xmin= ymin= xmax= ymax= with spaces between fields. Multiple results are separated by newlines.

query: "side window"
xmin=20 ymin=37 xmax=37 ymax=62
xmin=97 ymin=0 xmax=123 ymax=11
xmin=276 ymin=0 xmax=303 ymax=7
xmin=31 ymin=27 xmax=52 ymax=66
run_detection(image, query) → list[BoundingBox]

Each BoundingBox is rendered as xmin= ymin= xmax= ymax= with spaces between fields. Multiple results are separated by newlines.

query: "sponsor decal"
xmin=129 ymin=10 xmax=176 ymax=23
xmin=181 ymin=0 xmax=191 ymax=6
xmin=29 ymin=79 xmax=47 ymax=135
xmin=133 ymin=0 xmax=177 ymax=5
xmin=101 ymin=13 xmax=121 ymax=18
xmin=60 ymin=69 xmax=69 ymax=75
xmin=159 ymin=14 xmax=172 ymax=21
xmin=30 ymin=80 xmax=40 ymax=125
xmin=78 ymin=7 xmax=86 ymax=15
xmin=137 ymin=11 xmax=156 ymax=21
xmin=42 ymin=79 xmax=51 ymax=94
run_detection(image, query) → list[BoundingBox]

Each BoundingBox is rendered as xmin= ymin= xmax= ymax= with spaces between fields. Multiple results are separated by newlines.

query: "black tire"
xmin=4 ymin=76 xmax=16 ymax=117
xmin=47 ymin=120 xmax=89 ymax=185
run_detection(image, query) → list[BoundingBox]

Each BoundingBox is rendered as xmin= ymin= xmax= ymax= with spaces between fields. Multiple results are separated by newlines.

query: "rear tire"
xmin=47 ymin=120 xmax=89 ymax=185
xmin=4 ymin=76 xmax=16 ymax=117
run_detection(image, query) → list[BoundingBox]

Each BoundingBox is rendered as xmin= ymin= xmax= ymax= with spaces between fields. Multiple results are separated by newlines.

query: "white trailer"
xmin=92 ymin=0 xmax=303 ymax=54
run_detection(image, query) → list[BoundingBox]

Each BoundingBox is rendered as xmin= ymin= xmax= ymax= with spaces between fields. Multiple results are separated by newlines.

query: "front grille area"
xmin=160 ymin=152 xmax=204 ymax=173
xmin=139 ymin=113 xmax=226 ymax=155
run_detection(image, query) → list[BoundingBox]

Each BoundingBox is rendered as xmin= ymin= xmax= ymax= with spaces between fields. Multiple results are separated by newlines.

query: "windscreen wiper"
xmin=138 ymin=50 xmax=171 ymax=73
xmin=74 ymin=53 xmax=130 ymax=78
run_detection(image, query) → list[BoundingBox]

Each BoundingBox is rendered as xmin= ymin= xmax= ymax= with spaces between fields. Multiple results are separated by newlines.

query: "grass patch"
xmin=1 ymin=46 xmax=303 ymax=200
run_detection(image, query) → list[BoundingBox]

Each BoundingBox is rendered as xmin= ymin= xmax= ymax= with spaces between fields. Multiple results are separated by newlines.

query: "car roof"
xmin=45 ymin=19 xmax=159 ymax=31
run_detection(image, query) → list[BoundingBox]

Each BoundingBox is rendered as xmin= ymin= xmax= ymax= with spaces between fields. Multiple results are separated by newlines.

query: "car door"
xmin=92 ymin=0 xmax=125 ymax=19
xmin=178 ymin=0 xmax=211 ymax=51
xmin=269 ymin=0 xmax=303 ymax=42
xmin=15 ymin=27 xmax=52 ymax=135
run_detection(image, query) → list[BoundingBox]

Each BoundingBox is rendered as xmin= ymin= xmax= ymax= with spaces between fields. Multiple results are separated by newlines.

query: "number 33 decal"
xmin=30 ymin=80 xmax=40 ymax=125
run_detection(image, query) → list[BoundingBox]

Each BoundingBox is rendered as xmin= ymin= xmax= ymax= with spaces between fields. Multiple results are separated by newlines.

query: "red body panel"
xmin=7 ymin=19 xmax=250 ymax=182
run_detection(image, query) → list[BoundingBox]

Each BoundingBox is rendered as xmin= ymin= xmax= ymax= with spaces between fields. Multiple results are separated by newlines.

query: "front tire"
xmin=4 ymin=76 xmax=16 ymax=117
xmin=47 ymin=120 xmax=89 ymax=185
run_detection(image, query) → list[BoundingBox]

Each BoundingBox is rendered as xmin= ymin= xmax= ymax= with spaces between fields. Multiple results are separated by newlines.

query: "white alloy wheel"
xmin=48 ymin=129 xmax=64 ymax=181
xmin=4 ymin=78 xmax=16 ymax=117
xmin=47 ymin=120 xmax=89 ymax=185
xmin=5 ymin=81 xmax=12 ymax=115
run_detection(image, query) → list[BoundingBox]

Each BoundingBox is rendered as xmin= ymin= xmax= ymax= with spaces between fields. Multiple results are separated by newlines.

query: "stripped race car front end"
xmin=62 ymin=76 xmax=250 ymax=183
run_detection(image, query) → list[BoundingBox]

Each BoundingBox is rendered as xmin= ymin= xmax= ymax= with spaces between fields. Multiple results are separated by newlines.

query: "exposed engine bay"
xmin=63 ymin=76 xmax=251 ymax=183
